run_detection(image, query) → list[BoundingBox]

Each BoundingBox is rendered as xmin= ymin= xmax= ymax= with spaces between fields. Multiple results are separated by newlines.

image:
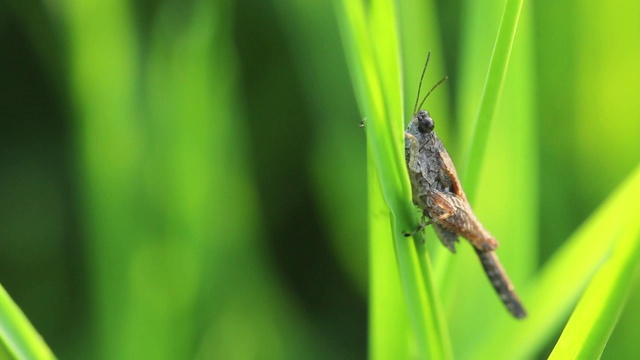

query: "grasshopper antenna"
xmin=412 ymin=51 xmax=431 ymax=115
xmin=412 ymin=51 xmax=448 ymax=114
xmin=416 ymin=75 xmax=448 ymax=113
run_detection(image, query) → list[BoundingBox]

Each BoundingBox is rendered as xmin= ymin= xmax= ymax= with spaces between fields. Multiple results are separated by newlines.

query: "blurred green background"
xmin=0 ymin=0 xmax=639 ymax=359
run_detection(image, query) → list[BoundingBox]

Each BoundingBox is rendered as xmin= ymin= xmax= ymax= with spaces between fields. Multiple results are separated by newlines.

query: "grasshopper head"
xmin=415 ymin=110 xmax=435 ymax=133
xmin=407 ymin=109 xmax=435 ymax=137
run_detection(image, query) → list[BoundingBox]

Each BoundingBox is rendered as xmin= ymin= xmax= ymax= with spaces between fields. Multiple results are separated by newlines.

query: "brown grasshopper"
xmin=403 ymin=52 xmax=526 ymax=319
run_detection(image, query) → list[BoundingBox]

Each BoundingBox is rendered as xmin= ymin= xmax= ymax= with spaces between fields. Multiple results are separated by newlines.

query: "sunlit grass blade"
xmin=368 ymin=156 xmax=409 ymax=359
xmin=548 ymin=201 xmax=640 ymax=358
xmin=461 ymin=0 xmax=524 ymax=201
xmin=334 ymin=0 xmax=451 ymax=358
xmin=0 ymin=285 xmax=56 ymax=360
xmin=370 ymin=1 xmax=452 ymax=359
xmin=477 ymin=163 xmax=640 ymax=359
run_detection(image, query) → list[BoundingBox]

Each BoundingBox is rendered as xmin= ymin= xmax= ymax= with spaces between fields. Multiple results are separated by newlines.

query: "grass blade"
xmin=549 ymin=196 xmax=640 ymax=358
xmin=477 ymin=163 xmax=640 ymax=359
xmin=368 ymin=156 xmax=409 ymax=359
xmin=461 ymin=0 xmax=524 ymax=201
xmin=334 ymin=0 xmax=452 ymax=358
xmin=0 ymin=285 xmax=56 ymax=360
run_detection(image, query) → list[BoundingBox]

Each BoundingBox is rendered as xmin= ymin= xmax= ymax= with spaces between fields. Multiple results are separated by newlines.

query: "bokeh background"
xmin=0 ymin=0 xmax=639 ymax=359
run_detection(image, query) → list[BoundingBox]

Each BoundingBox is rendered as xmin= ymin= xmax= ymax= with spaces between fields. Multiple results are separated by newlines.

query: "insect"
xmin=403 ymin=52 xmax=527 ymax=319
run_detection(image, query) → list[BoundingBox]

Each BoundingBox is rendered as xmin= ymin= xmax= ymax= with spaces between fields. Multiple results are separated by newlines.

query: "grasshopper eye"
xmin=417 ymin=110 xmax=434 ymax=133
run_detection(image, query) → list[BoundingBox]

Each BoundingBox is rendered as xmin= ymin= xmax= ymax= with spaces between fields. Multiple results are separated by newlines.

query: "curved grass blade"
xmin=476 ymin=163 xmax=640 ymax=359
xmin=0 ymin=284 xmax=56 ymax=360
xmin=461 ymin=0 xmax=524 ymax=201
xmin=548 ymin=201 xmax=640 ymax=358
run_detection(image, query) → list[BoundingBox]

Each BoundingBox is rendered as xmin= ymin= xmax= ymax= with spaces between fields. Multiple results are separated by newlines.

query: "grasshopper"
xmin=404 ymin=52 xmax=526 ymax=319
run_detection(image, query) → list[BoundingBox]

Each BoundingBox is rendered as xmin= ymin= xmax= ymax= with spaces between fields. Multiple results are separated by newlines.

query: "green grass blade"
xmin=476 ymin=163 xmax=640 ymax=359
xmin=369 ymin=5 xmax=451 ymax=357
xmin=548 ymin=198 xmax=640 ymax=358
xmin=461 ymin=0 xmax=524 ymax=201
xmin=333 ymin=3 xmax=410 ymax=358
xmin=368 ymin=156 xmax=409 ymax=359
xmin=0 ymin=285 xmax=56 ymax=360
xmin=334 ymin=0 xmax=451 ymax=358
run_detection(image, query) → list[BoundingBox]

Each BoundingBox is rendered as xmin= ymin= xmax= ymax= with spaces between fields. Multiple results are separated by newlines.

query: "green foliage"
xmin=335 ymin=0 xmax=640 ymax=358
xmin=1 ymin=0 xmax=640 ymax=359
xmin=60 ymin=0 xmax=315 ymax=358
